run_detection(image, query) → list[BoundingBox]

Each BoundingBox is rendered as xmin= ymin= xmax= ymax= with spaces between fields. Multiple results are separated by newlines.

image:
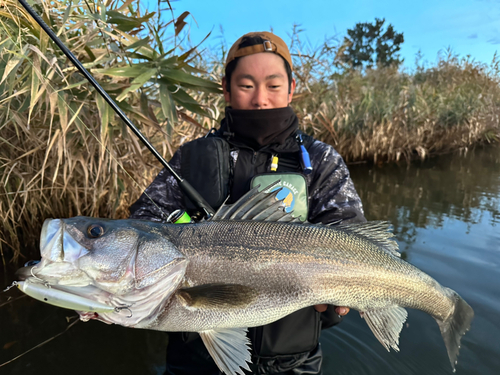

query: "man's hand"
xmin=314 ymin=305 xmax=350 ymax=315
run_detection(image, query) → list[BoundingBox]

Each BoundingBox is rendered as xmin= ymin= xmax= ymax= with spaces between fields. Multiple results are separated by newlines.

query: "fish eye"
xmin=87 ymin=224 xmax=104 ymax=238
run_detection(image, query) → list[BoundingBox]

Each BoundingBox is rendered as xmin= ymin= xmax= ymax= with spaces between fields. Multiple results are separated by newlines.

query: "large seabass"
xmin=15 ymin=185 xmax=474 ymax=375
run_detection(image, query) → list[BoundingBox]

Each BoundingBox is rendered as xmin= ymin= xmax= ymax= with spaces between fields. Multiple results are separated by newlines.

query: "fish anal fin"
xmin=360 ymin=306 xmax=408 ymax=352
xmin=178 ymin=283 xmax=258 ymax=309
xmin=199 ymin=327 xmax=252 ymax=375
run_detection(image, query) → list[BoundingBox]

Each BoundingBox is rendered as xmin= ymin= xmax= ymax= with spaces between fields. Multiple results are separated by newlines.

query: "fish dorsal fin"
xmin=211 ymin=181 xmax=299 ymax=222
xmin=326 ymin=219 xmax=343 ymax=226
xmin=339 ymin=221 xmax=400 ymax=257
xmin=199 ymin=328 xmax=252 ymax=375
xmin=360 ymin=306 xmax=408 ymax=352
xmin=177 ymin=283 xmax=258 ymax=309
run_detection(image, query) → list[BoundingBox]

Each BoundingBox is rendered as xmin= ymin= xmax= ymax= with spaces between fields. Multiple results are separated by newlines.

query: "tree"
xmin=339 ymin=18 xmax=404 ymax=69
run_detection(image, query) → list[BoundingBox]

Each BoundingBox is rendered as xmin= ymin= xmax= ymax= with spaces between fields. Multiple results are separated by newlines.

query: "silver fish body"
xmin=16 ymin=186 xmax=474 ymax=375
xmin=154 ymin=220 xmax=454 ymax=332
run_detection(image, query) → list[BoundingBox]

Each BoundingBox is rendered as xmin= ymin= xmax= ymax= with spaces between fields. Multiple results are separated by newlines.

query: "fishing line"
xmin=0 ymin=294 xmax=27 ymax=307
xmin=0 ymin=16 xmax=170 ymax=220
xmin=3 ymin=281 xmax=19 ymax=292
xmin=0 ymin=317 xmax=80 ymax=368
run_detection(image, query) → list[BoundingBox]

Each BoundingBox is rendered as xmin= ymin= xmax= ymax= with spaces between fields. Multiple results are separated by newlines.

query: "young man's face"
xmin=222 ymin=52 xmax=296 ymax=110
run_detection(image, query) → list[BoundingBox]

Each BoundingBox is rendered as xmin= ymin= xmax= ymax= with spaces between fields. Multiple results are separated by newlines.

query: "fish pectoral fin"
xmin=177 ymin=283 xmax=258 ymax=309
xmin=199 ymin=327 xmax=252 ymax=375
xmin=360 ymin=306 xmax=408 ymax=352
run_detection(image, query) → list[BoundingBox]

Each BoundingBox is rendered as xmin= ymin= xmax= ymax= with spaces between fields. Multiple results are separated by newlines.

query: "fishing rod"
xmin=17 ymin=0 xmax=215 ymax=218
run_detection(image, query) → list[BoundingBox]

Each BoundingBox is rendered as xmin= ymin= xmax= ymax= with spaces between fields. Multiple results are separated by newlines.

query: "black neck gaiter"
xmin=221 ymin=106 xmax=299 ymax=149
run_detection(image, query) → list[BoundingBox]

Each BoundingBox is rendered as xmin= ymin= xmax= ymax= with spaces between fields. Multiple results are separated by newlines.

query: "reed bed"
xmin=289 ymin=39 xmax=500 ymax=162
xmin=1 ymin=0 xmax=499 ymax=263
xmin=0 ymin=0 xmax=221 ymax=263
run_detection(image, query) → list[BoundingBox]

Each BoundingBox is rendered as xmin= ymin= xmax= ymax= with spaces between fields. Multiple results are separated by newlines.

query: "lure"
xmin=16 ymin=280 xmax=115 ymax=313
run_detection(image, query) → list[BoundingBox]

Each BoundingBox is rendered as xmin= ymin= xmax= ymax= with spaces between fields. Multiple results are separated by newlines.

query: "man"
xmin=130 ymin=31 xmax=366 ymax=375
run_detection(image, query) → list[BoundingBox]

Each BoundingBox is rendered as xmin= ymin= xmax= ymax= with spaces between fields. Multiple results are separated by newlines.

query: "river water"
xmin=1 ymin=146 xmax=499 ymax=374
xmin=322 ymin=146 xmax=500 ymax=375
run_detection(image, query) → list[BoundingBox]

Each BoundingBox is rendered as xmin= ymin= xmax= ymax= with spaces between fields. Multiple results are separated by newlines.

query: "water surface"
xmin=322 ymin=146 xmax=500 ymax=375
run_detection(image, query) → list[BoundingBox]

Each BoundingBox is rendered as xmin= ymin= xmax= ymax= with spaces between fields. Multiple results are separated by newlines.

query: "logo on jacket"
xmin=271 ymin=185 xmax=296 ymax=212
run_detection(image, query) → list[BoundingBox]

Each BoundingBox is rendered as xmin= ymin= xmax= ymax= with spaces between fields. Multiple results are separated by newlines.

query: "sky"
xmin=163 ymin=0 xmax=500 ymax=69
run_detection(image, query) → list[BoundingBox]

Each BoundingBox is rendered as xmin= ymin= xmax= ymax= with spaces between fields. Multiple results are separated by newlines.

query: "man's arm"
xmin=306 ymin=140 xmax=366 ymax=225
xmin=129 ymin=149 xmax=185 ymax=222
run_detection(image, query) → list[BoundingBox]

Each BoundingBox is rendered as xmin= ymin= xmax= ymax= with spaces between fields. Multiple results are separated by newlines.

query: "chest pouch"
xmin=251 ymin=173 xmax=308 ymax=222
xmin=180 ymin=136 xmax=231 ymax=213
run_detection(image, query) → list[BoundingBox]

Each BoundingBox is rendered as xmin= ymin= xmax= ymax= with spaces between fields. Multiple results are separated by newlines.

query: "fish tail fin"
xmin=436 ymin=288 xmax=474 ymax=372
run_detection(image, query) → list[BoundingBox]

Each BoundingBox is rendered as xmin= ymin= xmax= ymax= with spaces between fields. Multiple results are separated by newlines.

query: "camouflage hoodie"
xmin=129 ymin=131 xmax=365 ymax=226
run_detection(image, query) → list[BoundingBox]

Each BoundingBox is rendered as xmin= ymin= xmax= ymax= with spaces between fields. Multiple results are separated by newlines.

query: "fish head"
xmin=33 ymin=217 xmax=186 ymax=292
xmin=32 ymin=218 xmax=130 ymax=292
xmin=19 ymin=217 xmax=188 ymax=326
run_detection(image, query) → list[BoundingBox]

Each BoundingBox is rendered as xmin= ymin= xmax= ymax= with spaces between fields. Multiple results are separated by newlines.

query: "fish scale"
xmin=15 ymin=185 xmax=473 ymax=375
xmin=153 ymin=221 xmax=449 ymax=329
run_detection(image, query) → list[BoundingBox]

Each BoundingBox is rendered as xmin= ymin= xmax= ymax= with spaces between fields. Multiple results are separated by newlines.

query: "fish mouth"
xmin=40 ymin=218 xmax=63 ymax=261
xmin=40 ymin=219 xmax=89 ymax=263
xmin=26 ymin=219 xmax=92 ymax=286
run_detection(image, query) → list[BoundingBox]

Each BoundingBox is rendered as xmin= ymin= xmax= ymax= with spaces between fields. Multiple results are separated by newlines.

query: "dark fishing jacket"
xmin=129 ymin=127 xmax=366 ymax=374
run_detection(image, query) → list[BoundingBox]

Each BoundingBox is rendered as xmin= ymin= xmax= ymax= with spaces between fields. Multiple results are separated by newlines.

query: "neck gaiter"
xmin=222 ymin=106 xmax=299 ymax=149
